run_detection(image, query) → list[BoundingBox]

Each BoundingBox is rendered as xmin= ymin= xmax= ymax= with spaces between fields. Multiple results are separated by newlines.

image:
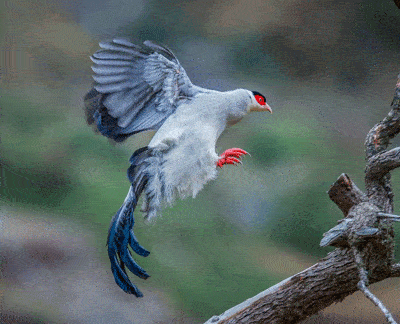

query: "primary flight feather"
xmin=85 ymin=39 xmax=272 ymax=297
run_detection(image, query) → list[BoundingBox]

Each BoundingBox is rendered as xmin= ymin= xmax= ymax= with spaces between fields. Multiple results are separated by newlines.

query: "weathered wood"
xmin=364 ymin=77 xmax=400 ymax=212
xmin=204 ymin=76 xmax=400 ymax=324
xmin=205 ymin=203 xmax=394 ymax=324
xmin=392 ymin=263 xmax=400 ymax=277
xmin=328 ymin=173 xmax=367 ymax=216
xmin=205 ymin=249 xmax=358 ymax=324
xmin=365 ymin=77 xmax=400 ymax=160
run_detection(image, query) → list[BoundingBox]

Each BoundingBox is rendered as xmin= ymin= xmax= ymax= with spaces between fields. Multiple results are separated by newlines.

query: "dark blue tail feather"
xmin=106 ymin=147 xmax=152 ymax=297
xmin=129 ymin=230 xmax=151 ymax=257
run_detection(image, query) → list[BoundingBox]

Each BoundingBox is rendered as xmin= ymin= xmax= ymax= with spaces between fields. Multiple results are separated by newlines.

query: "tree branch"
xmin=378 ymin=212 xmax=400 ymax=222
xmin=205 ymin=201 xmax=393 ymax=324
xmin=358 ymin=280 xmax=398 ymax=324
xmin=391 ymin=263 xmax=400 ymax=277
xmin=205 ymin=249 xmax=359 ymax=324
xmin=205 ymin=75 xmax=400 ymax=324
xmin=365 ymin=75 xmax=400 ymax=212
xmin=365 ymin=75 xmax=400 ymax=159
xmin=366 ymin=147 xmax=400 ymax=180
xmin=352 ymin=247 xmax=398 ymax=324
xmin=328 ymin=173 xmax=367 ymax=216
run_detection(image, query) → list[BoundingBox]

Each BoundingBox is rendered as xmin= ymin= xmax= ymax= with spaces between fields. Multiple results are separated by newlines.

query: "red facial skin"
xmin=254 ymin=94 xmax=266 ymax=106
xmin=252 ymin=94 xmax=272 ymax=113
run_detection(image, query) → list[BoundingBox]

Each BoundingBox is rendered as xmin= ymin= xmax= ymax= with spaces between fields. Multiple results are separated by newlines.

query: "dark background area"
xmin=1 ymin=0 xmax=400 ymax=323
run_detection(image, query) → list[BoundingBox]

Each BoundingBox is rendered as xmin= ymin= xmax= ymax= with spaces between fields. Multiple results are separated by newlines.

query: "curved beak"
xmin=250 ymin=103 xmax=273 ymax=113
xmin=265 ymin=103 xmax=272 ymax=113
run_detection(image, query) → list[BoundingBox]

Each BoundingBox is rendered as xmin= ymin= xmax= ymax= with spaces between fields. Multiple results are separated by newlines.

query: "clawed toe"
xmin=223 ymin=148 xmax=249 ymax=158
xmin=225 ymin=156 xmax=242 ymax=165
xmin=217 ymin=147 xmax=249 ymax=168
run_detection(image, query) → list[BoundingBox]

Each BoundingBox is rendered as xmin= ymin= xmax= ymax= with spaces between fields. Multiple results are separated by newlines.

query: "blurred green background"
xmin=1 ymin=0 xmax=400 ymax=323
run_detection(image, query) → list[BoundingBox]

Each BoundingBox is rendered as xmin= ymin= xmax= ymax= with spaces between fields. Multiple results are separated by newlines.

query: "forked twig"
xmin=352 ymin=247 xmax=398 ymax=324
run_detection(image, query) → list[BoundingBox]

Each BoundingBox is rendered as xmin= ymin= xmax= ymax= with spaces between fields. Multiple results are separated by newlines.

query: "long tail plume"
xmin=106 ymin=146 xmax=152 ymax=297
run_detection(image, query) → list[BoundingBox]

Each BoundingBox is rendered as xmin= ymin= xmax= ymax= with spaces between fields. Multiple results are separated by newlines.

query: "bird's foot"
xmin=217 ymin=148 xmax=249 ymax=168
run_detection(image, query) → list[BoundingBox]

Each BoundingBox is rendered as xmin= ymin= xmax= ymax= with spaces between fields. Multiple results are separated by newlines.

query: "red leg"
xmin=217 ymin=148 xmax=249 ymax=168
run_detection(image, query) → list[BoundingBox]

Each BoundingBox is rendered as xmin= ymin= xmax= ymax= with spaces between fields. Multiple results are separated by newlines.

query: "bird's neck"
xmin=224 ymin=89 xmax=250 ymax=124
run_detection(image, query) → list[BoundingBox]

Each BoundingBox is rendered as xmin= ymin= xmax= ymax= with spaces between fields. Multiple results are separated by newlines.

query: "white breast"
xmin=147 ymin=94 xmax=226 ymax=201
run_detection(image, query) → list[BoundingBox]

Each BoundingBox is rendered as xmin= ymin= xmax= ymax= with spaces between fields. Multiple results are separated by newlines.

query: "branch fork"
xmin=205 ymin=76 xmax=400 ymax=324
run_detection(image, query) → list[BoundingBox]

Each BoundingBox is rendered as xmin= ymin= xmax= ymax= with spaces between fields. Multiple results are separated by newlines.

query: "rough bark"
xmin=365 ymin=80 xmax=400 ymax=213
xmin=328 ymin=173 xmax=367 ymax=216
xmin=204 ymin=77 xmax=400 ymax=324
xmin=206 ymin=250 xmax=358 ymax=324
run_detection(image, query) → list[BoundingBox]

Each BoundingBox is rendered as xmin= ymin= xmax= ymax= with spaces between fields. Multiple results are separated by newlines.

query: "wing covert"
xmin=85 ymin=39 xmax=201 ymax=141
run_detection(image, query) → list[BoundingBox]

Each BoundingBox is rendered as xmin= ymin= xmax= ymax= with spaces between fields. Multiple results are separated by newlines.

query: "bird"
xmin=84 ymin=38 xmax=272 ymax=297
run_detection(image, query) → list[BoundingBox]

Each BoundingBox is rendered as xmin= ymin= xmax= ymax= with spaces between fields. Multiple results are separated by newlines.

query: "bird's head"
xmin=248 ymin=91 xmax=272 ymax=113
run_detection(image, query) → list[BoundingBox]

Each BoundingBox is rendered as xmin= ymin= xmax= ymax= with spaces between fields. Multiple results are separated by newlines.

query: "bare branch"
xmin=205 ymin=249 xmax=362 ymax=324
xmin=205 ymin=75 xmax=400 ymax=324
xmin=365 ymin=76 xmax=400 ymax=212
xmin=352 ymin=247 xmax=398 ymax=323
xmin=328 ymin=173 xmax=367 ymax=216
xmin=378 ymin=212 xmax=400 ymax=222
xmin=366 ymin=147 xmax=400 ymax=180
xmin=365 ymin=76 xmax=400 ymax=159
xmin=358 ymin=280 xmax=398 ymax=324
xmin=352 ymin=246 xmax=368 ymax=283
xmin=365 ymin=172 xmax=394 ymax=213
xmin=391 ymin=263 xmax=400 ymax=277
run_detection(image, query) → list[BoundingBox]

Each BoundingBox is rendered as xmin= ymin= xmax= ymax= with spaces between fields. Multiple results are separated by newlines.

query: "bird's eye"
xmin=255 ymin=94 xmax=266 ymax=105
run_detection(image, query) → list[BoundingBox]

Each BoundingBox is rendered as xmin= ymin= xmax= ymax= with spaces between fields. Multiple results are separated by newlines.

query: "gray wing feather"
xmin=90 ymin=38 xmax=202 ymax=135
xmin=98 ymin=40 xmax=149 ymax=56
xmin=90 ymin=56 xmax=134 ymax=66
xmin=92 ymin=50 xmax=139 ymax=61
xmin=92 ymin=73 xmax=131 ymax=84
xmin=143 ymin=40 xmax=178 ymax=62
xmin=94 ymin=81 xmax=138 ymax=94
xmin=125 ymin=108 xmax=166 ymax=132
xmin=91 ymin=65 xmax=131 ymax=75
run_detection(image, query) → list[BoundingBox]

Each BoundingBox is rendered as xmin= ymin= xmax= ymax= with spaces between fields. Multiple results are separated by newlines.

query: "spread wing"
xmin=85 ymin=39 xmax=203 ymax=141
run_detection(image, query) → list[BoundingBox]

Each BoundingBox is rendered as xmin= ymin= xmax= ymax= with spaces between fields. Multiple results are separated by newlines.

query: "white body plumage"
xmin=144 ymin=89 xmax=257 ymax=219
xmin=85 ymin=39 xmax=272 ymax=296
